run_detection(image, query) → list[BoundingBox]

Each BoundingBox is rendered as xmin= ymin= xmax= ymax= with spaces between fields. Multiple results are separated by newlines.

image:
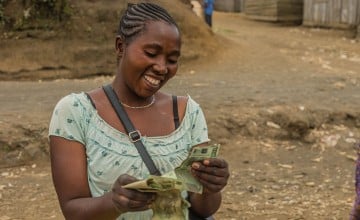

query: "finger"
xmin=192 ymin=164 xmax=229 ymax=178
xmin=113 ymin=194 xmax=152 ymax=212
xmin=115 ymin=187 xmax=155 ymax=203
xmin=112 ymin=195 xmax=153 ymax=209
xmin=192 ymin=169 xmax=228 ymax=185
xmin=116 ymin=174 xmax=139 ymax=186
xmin=197 ymin=177 xmax=224 ymax=193
xmin=202 ymin=158 xmax=228 ymax=168
xmin=112 ymin=194 xmax=129 ymax=212
xmin=127 ymin=198 xmax=151 ymax=210
xmin=131 ymin=191 xmax=156 ymax=203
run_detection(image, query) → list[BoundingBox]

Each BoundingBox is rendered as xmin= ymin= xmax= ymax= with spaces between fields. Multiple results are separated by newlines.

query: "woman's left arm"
xmin=188 ymin=158 xmax=230 ymax=217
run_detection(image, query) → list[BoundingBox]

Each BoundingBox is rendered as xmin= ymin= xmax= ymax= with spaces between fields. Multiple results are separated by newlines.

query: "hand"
xmin=111 ymin=174 xmax=156 ymax=213
xmin=191 ymin=158 xmax=230 ymax=194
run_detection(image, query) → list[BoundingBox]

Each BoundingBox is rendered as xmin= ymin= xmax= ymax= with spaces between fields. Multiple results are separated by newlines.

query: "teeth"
xmin=144 ymin=75 xmax=160 ymax=85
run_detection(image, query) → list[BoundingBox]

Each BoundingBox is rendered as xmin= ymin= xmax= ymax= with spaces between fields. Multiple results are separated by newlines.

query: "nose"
xmin=153 ymin=58 xmax=168 ymax=75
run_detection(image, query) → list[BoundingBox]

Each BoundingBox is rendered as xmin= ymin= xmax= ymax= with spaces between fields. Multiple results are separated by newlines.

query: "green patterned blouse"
xmin=48 ymin=92 xmax=209 ymax=220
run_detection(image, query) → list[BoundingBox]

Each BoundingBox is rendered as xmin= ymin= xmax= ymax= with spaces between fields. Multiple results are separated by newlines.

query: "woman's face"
xmin=117 ymin=20 xmax=181 ymax=98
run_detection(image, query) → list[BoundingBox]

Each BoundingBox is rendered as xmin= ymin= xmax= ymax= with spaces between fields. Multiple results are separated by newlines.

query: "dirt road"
xmin=0 ymin=11 xmax=360 ymax=219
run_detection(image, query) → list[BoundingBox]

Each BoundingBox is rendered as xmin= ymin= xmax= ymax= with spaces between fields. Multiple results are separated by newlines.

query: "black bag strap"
xmin=102 ymin=84 xmax=161 ymax=176
xmin=172 ymin=95 xmax=180 ymax=129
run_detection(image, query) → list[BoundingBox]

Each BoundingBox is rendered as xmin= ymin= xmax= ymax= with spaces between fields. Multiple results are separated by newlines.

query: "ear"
xmin=115 ymin=36 xmax=125 ymax=58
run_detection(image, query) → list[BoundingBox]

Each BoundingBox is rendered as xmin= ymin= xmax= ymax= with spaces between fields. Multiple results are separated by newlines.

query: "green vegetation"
xmin=0 ymin=0 xmax=7 ymax=26
xmin=0 ymin=0 xmax=71 ymax=30
xmin=30 ymin=0 xmax=71 ymax=21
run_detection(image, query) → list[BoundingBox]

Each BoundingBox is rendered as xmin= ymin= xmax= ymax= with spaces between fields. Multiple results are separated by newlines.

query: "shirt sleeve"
xmin=48 ymin=94 xmax=86 ymax=145
xmin=187 ymin=97 xmax=210 ymax=146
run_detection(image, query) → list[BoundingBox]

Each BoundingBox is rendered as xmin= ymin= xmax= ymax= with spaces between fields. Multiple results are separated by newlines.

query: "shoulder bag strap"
xmin=102 ymin=84 xmax=161 ymax=176
xmin=172 ymin=95 xmax=180 ymax=129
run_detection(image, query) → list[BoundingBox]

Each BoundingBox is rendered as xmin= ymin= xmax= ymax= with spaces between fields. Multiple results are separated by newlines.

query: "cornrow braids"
xmin=118 ymin=2 xmax=179 ymax=43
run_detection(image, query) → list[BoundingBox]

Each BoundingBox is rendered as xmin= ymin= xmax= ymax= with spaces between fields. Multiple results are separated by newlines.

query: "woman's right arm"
xmin=50 ymin=136 xmax=155 ymax=220
xmin=50 ymin=136 xmax=120 ymax=220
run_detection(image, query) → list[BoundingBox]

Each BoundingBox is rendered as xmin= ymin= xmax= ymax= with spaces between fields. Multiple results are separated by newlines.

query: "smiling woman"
xmin=48 ymin=2 xmax=229 ymax=220
xmin=115 ymin=19 xmax=181 ymax=100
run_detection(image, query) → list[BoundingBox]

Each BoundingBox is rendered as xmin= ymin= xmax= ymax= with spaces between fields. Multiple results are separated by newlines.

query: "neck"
xmin=120 ymin=95 xmax=156 ymax=109
xmin=111 ymin=81 xmax=155 ymax=109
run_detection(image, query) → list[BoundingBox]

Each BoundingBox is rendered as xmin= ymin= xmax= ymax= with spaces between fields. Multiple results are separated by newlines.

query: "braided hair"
xmin=118 ymin=2 xmax=179 ymax=44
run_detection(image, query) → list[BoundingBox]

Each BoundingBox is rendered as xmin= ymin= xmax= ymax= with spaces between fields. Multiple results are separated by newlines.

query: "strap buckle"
xmin=128 ymin=130 xmax=142 ymax=142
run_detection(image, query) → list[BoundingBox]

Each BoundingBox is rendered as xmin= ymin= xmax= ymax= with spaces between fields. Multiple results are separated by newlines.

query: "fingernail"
xmin=203 ymin=160 xmax=209 ymax=165
xmin=192 ymin=163 xmax=200 ymax=169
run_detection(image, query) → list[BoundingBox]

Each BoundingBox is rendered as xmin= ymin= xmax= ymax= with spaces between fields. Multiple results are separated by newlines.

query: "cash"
xmin=151 ymin=190 xmax=189 ymax=220
xmin=124 ymin=144 xmax=220 ymax=193
xmin=171 ymin=144 xmax=220 ymax=193
xmin=123 ymin=144 xmax=220 ymax=219
xmin=123 ymin=176 xmax=183 ymax=192
xmin=123 ymin=176 xmax=188 ymax=220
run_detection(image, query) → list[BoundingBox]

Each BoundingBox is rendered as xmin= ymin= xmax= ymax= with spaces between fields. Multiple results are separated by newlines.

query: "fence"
xmin=244 ymin=0 xmax=304 ymax=23
xmin=214 ymin=0 xmax=245 ymax=12
xmin=303 ymin=0 xmax=360 ymax=29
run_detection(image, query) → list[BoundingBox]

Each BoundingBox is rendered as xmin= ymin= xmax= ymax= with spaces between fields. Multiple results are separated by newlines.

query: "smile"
xmin=144 ymin=75 xmax=161 ymax=86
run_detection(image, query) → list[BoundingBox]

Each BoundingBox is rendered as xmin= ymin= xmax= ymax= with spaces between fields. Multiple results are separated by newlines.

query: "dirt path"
xmin=1 ymin=11 xmax=360 ymax=219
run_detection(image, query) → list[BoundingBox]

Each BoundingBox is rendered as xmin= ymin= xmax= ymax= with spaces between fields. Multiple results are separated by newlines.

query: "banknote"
xmin=151 ymin=190 xmax=188 ymax=220
xmin=124 ymin=176 xmax=188 ymax=219
xmin=124 ymin=144 xmax=220 ymax=193
xmin=123 ymin=175 xmax=183 ymax=192
xmin=123 ymin=144 xmax=220 ymax=219
xmin=174 ymin=144 xmax=220 ymax=193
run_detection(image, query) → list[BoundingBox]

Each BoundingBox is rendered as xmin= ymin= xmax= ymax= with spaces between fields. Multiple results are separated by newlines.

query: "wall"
xmin=244 ymin=0 xmax=303 ymax=22
xmin=303 ymin=0 xmax=360 ymax=29
xmin=214 ymin=0 xmax=245 ymax=12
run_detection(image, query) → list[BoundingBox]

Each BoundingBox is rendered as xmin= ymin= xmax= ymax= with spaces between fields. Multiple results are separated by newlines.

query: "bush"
xmin=0 ymin=0 xmax=8 ymax=25
xmin=30 ymin=0 xmax=70 ymax=21
xmin=0 ymin=0 xmax=71 ymax=30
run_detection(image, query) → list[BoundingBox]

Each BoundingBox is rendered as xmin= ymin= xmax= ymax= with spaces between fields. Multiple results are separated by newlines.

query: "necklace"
xmin=120 ymin=96 xmax=155 ymax=109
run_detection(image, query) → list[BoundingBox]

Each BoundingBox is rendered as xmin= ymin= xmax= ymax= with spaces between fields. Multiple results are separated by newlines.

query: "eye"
xmin=145 ymin=50 xmax=157 ymax=58
xmin=167 ymin=59 xmax=178 ymax=64
xmin=167 ymin=55 xmax=179 ymax=65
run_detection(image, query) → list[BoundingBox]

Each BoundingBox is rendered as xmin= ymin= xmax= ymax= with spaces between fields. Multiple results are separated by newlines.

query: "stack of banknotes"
xmin=124 ymin=144 xmax=220 ymax=219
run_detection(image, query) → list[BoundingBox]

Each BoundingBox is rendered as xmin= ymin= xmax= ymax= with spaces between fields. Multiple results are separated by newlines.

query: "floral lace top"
xmin=48 ymin=92 xmax=209 ymax=220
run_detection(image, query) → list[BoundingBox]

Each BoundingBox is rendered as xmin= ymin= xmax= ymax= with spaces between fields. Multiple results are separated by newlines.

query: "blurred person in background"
xmin=203 ymin=0 xmax=214 ymax=27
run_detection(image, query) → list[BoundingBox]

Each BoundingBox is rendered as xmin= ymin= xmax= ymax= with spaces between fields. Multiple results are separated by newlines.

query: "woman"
xmin=49 ymin=3 xmax=229 ymax=220
xmin=351 ymin=144 xmax=360 ymax=220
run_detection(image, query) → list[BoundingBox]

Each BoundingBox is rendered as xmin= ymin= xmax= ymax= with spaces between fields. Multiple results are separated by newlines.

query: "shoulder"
xmin=180 ymin=95 xmax=204 ymax=120
xmin=185 ymin=95 xmax=201 ymax=109
xmin=53 ymin=92 xmax=92 ymax=116
xmin=55 ymin=92 xmax=88 ymax=108
xmin=156 ymin=93 xmax=196 ymax=121
xmin=86 ymin=87 xmax=106 ymax=109
xmin=177 ymin=95 xmax=189 ymax=111
xmin=173 ymin=95 xmax=202 ymax=110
